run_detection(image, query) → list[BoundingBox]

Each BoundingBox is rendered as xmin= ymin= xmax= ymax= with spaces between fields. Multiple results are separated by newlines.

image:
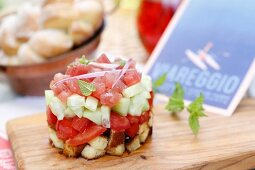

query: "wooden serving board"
xmin=7 ymin=99 xmax=255 ymax=170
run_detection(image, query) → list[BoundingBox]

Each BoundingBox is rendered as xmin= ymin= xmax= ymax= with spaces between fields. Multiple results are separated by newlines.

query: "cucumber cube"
xmin=141 ymin=75 xmax=152 ymax=92
xmin=101 ymin=105 xmax=110 ymax=128
xmin=112 ymin=98 xmax=130 ymax=116
xmin=122 ymin=83 xmax=145 ymax=98
xmin=64 ymin=107 xmax=76 ymax=118
xmin=67 ymin=94 xmax=86 ymax=118
xmin=137 ymin=90 xmax=151 ymax=99
xmin=49 ymin=97 xmax=65 ymax=120
xmin=84 ymin=96 xmax=98 ymax=112
xmin=45 ymin=90 xmax=54 ymax=105
xmin=129 ymin=95 xmax=147 ymax=116
xmin=83 ymin=109 xmax=102 ymax=125
xmin=142 ymin=100 xmax=150 ymax=112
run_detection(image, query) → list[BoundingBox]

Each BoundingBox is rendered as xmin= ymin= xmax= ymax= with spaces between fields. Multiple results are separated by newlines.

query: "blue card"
xmin=144 ymin=0 xmax=255 ymax=116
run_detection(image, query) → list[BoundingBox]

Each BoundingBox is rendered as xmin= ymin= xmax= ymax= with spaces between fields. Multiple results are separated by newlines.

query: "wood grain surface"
xmin=7 ymin=99 xmax=255 ymax=170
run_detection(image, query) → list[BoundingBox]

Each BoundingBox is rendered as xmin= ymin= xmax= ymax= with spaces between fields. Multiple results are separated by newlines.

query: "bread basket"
xmin=0 ymin=22 xmax=104 ymax=96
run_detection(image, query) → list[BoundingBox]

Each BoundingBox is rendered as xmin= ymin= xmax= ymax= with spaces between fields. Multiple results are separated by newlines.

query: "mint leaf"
xmin=78 ymin=80 xmax=96 ymax=96
xmin=187 ymin=93 xmax=206 ymax=135
xmin=152 ymin=72 xmax=168 ymax=91
xmin=165 ymin=82 xmax=184 ymax=113
xmin=79 ymin=55 xmax=90 ymax=65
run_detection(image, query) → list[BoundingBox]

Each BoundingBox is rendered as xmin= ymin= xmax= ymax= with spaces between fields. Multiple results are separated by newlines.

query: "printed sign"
xmin=144 ymin=0 xmax=255 ymax=116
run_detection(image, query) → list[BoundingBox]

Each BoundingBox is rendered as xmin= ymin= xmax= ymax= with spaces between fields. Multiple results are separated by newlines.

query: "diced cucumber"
xmin=67 ymin=94 xmax=86 ymax=118
xmin=84 ymin=96 xmax=98 ymax=112
xmin=49 ymin=97 xmax=65 ymax=120
xmin=64 ymin=107 xmax=76 ymax=118
xmin=83 ymin=108 xmax=102 ymax=125
xmin=142 ymin=100 xmax=150 ymax=112
xmin=101 ymin=105 xmax=110 ymax=128
xmin=122 ymin=83 xmax=145 ymax=98
xmin=45 ymin=90 xmax=54 ymax=105
xmin=137 ymin=90 xmax=151 ymax=99
xmin=48 ymin=128 xmax=64 ymax=149
xmin=141 ymin=75 xmax=152 ymax=92
xmin=129 ymin=95 xmax=148 ymax=116
xmin=112 ymin=98 xmax=130 ymax=116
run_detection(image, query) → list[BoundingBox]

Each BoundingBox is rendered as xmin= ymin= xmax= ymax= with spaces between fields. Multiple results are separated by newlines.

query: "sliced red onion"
xmin=89 ymin=62 xmax=120 ymax=69
xmin=112 ymin=59 xmax=132 ymax=88
xmin=51 ymin=69 xmax=135 ymax=88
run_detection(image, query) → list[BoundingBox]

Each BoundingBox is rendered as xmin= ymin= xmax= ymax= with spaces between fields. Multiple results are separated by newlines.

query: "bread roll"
xmin=40 ymin=3 xmax=78 ymax=30
xmin=15 ymin=3 xmax=41 ymax=42
xmin=69 ymin=21 xmax=94 ymax=46
xmin=42 ymin=0 xmax=74 ymax=6
xmin=28 ymin=29 xmax=73 ymax=58
xmin=17 ymin=44 xmax=45 ymax=64
xmin=73 ymin=0 xmax=103 ymax=30
xmin=0 ymin=15 xmax=20 ymax=56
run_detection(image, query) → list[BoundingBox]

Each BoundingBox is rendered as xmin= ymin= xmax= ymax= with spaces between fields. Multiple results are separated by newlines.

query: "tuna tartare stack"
xmin=45 ymin=54 xmax=153 ymax=159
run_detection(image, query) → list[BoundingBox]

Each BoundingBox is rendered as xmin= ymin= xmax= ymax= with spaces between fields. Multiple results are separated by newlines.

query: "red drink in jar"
xmin=137 ymin=0 xmax=181 ymax=53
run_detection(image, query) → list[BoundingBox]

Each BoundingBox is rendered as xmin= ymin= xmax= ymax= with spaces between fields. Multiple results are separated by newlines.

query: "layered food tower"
xmin=45 ymin=54 xmax=153 ymax=159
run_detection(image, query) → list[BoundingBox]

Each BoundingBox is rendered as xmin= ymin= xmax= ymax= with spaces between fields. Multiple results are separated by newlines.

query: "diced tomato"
xmin=67 ymin=125 xmax=106 ymax=146
xmin=112 ymin=80 xmax=127 ymax=93
xmin=56 ymin=118 xmax=79 ymax=141
xmin=127 ymin=114 xmax=139 ymax=124
xmin=96 ymin=54 xmax=111 ymax=63
xmin=102 ymin=72 xmax=119 ymax=89
xmin=91 ymin=77 xmax=106 ymax=99
xmin=46 ymin=106 xmax=57 ymax=126
xmin=148 ymin=91 xmax=154 ymax=107
xmin=65 ymin=64 xmax=91 ymax=76
xmin=72 ymin=116 xmax=92 ymax=132
xmin=139 ymin=111 xmax=150 ymax=124
xmin=125 ymin=123 xmax=139 ymax=138
xmin=57 ymin=89 xmax=73 ymax=103
xmin=66 ymin=79 xmax=83 ymax=96
xmin=110 ymin=112 xmax=130 ymax=132
xmin=123 ymin=70 xmax=141 ymax=86
xmin=100 ymin=91 xmax=122 ymax=107
xmin=128 ymin=59 xmax=136 ymax=69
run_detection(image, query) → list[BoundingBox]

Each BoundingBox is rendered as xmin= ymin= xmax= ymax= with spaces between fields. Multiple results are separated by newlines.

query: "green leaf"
xmin=165 ymin=82 xmax=185 ymax=113
xmin=78 ymin=80 xmax=96 ymax=96
xmin=79 ymin=55 xmax=90 ymax=65
xmin=152 ymin=72 xmax=168 ymax=91
xmin=187 ymin=93 xmax=206 ymax=135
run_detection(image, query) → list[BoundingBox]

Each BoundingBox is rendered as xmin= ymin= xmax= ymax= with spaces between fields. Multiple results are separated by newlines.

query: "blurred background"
xmin=0 ymin=0 xmax=254 ymax=130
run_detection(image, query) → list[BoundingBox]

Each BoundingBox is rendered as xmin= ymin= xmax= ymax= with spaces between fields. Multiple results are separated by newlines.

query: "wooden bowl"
xmin=0 ymin=23 xmax=104 ymax=96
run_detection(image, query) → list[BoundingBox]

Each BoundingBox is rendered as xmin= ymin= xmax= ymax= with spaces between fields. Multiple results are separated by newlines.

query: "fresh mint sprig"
xmin=165 ymin=83 xmax=207 ymax=135
xmin=165 ymin=82 xmax=184 ymax=113
xmin=152 ymin=72 xmax=168 ymax=92
xmin=188 ymin=93 xmax=207 ymax=135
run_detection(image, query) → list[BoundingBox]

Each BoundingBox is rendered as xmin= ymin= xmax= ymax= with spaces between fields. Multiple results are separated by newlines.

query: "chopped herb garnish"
xmin=78 ymin=80 xmax=96 ymax=96
xmin=165 ymin=82 xmax=184 ymax=113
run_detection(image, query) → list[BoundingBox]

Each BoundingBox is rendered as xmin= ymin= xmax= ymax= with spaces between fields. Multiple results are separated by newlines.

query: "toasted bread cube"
xmin=108 ymin=130 xmax=125 ymax=148
xmin=88 ymin=136 xmax=108 ymax=150
xmin=126 ymin=135 xmax=141 ymax=152
xmin=107 ymin=144 xmax=125 ymax=156
xmin=139 ymin=122 xmax=150 ymax=143
xmin=81 ymin=145 xmax=105 ymax=159
xmin=63 ymin=143 xmax=85 ymax=157
xmin=148 ymin=115 xmax=153 ymax=127
xmin=48 ymin=128 xmax=64 ymax=149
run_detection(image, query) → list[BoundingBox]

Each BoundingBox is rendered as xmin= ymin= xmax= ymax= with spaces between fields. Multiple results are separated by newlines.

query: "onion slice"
xmin=112 ymin=59 xmax=131 ymax=88
xmin=51 ymin=69 xmax=135 ymax=88
xmin=89 ymin=62 xmax=119 ymax=69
